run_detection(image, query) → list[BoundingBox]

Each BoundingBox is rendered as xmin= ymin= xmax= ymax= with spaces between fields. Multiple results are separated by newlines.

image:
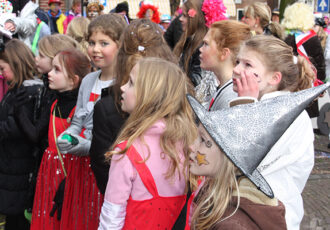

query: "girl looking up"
xmin=98 ymin=57 xmax=196 ymax=229
xmin=197 ymin=20 xmax=251 ymax=110
xmin=232 ymin=35 xmax=316 ymax=230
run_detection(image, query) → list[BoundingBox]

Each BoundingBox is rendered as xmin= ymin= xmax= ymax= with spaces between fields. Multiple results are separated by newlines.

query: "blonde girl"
xmin=232 ymin=35 xmax=315 ymax=229
xmin=90 ymin=18 xmax=177 ymax=195
xmin=244 ymin=2 xmax=284 ymax=39
xmin=98 ymin=57 xmax=196 ymax=229
xmin=186 ymin=82 xmax=327 ymax=229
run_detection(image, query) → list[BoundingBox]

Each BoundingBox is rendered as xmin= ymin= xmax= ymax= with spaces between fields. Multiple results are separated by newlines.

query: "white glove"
xmin=57 ymin=132 xmax=91 ymax=156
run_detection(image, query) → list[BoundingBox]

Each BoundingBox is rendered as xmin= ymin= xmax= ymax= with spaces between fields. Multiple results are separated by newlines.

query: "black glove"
xmin=49 ymin=178 xmax=66 ymax=220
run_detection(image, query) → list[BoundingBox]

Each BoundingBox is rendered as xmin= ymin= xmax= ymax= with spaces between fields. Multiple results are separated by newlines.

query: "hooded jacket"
xmin=189 ymin=178 xmax=286 ymax=230
xmin=215 ymin=178 xmax=286 ymax=230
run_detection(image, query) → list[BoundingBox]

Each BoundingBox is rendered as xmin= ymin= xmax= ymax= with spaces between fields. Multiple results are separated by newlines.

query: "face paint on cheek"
xmin=196 ymin=151 xmax=209 ymax=166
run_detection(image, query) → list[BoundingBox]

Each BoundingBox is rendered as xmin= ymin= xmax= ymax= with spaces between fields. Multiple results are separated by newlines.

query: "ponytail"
xmin=295 ymin=56 xmax=315 ymax=91
xmin=264 ymin=21 xmax=285 ymax=40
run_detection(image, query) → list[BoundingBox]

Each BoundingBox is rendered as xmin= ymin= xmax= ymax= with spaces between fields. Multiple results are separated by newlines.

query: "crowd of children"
xmin=0 ymin=0 xmax=329 ymax=230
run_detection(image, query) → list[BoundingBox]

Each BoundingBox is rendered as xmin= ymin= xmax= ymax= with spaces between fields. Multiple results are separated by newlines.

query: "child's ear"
xmin=219 ymin=48 xmax=231 ymax=61
xmin=255 ymin=17 xmax=260 ymax=27
xmin=270 ymin=71 xmax=282 ymax=86
xmin=72 ymin=74 xmax=80 ymax=87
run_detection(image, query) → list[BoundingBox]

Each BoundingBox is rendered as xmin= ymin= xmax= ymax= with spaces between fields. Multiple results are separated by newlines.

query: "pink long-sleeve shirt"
xmin=99 ymin=120 xmax=186 ymax=229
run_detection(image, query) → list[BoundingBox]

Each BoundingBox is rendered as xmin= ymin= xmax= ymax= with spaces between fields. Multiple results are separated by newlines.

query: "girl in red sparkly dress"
xmin=31 ymin=48 xmax=90 ymax=230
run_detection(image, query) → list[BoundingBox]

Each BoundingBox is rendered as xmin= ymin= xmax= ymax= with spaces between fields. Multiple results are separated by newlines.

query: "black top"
xmin=90 ymin=87 xmax=127 ymax=194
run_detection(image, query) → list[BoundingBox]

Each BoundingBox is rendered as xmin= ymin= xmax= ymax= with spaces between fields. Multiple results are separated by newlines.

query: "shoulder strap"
xmin=116 ymin=141 xmax=159 ymax=197
xmin=52 ymin=101 xmax=67 ymax=177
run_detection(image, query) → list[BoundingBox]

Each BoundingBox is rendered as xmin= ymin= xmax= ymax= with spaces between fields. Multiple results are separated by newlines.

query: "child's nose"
xmin=93 ymin=43 xmax=101 ymax=52
xmin=233 ymin=64 xmax=241 ymax=76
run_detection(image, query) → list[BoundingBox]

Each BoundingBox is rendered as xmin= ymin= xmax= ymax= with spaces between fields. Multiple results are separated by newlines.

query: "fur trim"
xmin=233 ymin=178 xmax=279 ymax=206
xmin=137 ymin=4 xmax=160 ymax=24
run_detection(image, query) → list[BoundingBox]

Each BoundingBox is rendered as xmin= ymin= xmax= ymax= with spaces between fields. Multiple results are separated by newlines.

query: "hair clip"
xmin=188 ymin=9 xmax=197 ymax=18
xmin=138 ymin=45 xmax=145 ymax=52
xmin=293 ymin=56 xmax=298 ymax=64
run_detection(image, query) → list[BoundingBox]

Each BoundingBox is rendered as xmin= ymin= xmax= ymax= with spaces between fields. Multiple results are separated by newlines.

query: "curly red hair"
xmin=137 ymin=4 xmax=160 ymax=24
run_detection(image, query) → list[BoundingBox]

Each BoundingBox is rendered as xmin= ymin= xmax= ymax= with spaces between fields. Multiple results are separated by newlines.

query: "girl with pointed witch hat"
xmin=186 ymin=82 xmax=329 ymax=230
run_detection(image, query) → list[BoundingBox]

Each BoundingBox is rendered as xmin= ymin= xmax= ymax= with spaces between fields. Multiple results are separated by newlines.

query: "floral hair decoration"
xmin=188 ymin=9 xmax=197 ymax=18
xmin=202 ymin=0 xmax=227 ymax=27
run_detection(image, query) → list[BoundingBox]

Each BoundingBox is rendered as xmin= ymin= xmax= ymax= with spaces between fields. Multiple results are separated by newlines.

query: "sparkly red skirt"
xmin=31 ymin=148 xmax=103 ymax=230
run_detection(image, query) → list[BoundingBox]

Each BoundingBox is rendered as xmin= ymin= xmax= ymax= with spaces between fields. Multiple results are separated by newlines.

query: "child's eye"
xmin=88 ymin=41 xmax=95 ymax=46
xmin=101 ymin=42 xmax=109 ymax=47
xmin=236 ymin=60 xmax=240 ymax=65
xmin=129 ymin=78 xmax=133 ymax=86
xmin=245 ymin=62 xmax=252 ymax=67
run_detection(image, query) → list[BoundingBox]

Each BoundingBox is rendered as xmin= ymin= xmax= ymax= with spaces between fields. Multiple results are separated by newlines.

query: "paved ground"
xmin=301 ymin=133 xmax=330 ymax=230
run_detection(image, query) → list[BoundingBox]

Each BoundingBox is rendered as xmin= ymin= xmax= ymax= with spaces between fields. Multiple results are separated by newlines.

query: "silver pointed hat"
xmin=187 ymin=83 xmax=330 ymax=198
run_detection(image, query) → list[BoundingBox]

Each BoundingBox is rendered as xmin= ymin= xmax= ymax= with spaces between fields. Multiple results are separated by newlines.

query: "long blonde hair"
xmin=105 ymin=57 xmax=197 ymax=180
xmin=66 ymin=17 xmax=90 ymax=57
xmin=38 ymin=34 xmax=81 ymax=59
xmin=191 ymin=155 xmax=238 ymax=230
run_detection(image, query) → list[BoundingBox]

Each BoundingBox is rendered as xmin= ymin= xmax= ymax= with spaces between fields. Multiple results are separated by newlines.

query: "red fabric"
xmin=184 ymin=193 xmax=195 ymax=230
xmin=31 ymin=100 xmax=75 ymax=230
xmin=137 ymin=4 xmax=160 ymax=24
xmin=208 ymin=98 xmax=214 ymax=111
xmin=88 ymin=92 xmax=100 ymax=102
xmin=60 ymin=156 xmax=104 ymax=230
xmin=116 ymin=141 xmax=186 ymax=230
xmin=31 ymin=101 xmax=103 ymax=230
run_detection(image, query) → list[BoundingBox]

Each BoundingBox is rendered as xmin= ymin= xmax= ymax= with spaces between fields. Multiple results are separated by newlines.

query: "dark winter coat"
xmin=14 ymin=76 xmax=56 ymax=210
xmin=0 ymin=81 xmax=43 ymax=215
xmin=180 ymin=38 xmax=203 ymax=87
xmin=90 ymin=87 xmax=127 ymax=194
xmin=164 ymin=15 xmax=183 ymax=50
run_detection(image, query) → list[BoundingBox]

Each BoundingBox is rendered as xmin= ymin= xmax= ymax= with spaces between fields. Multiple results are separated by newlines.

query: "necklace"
xmin=55 ymin=103 xmax=71 ymax=128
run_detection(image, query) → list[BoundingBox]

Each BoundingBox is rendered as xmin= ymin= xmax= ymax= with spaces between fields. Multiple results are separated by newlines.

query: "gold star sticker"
xmin=196 ymin=151 xmax=209 ymax=166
